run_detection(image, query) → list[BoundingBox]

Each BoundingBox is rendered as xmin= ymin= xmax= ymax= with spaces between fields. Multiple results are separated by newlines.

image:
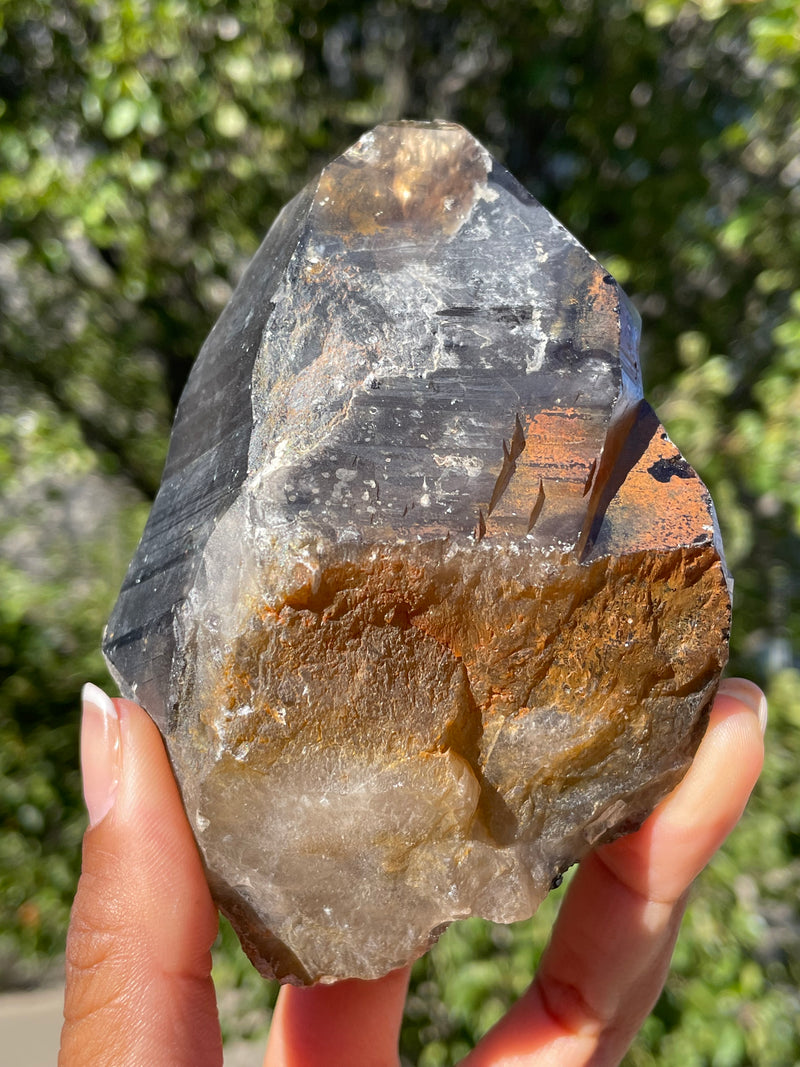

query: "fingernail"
xmin=718 ymin=677 xmax=768 ymax=736
xmin=81 ymin=683 xmax=122 ymax=827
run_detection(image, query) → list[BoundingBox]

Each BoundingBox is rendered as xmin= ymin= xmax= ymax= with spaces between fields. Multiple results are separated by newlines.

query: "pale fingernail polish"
xmin=718 ymin=677 xmax=768 ymax=736
xmin=81 ymin=683 xmax=122 ymax=827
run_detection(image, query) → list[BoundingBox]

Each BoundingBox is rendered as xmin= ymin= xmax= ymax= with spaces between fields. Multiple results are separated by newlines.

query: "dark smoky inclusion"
xmin=104 ymin=121 xmax=731 ymax=984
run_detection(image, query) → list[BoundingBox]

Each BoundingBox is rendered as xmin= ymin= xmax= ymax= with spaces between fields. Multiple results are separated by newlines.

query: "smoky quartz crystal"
xmin=104 ymin=121 xmax=731 ymax=984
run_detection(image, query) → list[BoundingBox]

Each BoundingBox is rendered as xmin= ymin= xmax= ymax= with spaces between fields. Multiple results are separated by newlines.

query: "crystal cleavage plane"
xmin=103 ymin=121 xmax=731 ymax=984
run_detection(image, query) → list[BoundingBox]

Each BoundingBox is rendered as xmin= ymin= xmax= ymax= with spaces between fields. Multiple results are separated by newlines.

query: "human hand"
xmin=60 ymin=678 xmax=765 ymax=1067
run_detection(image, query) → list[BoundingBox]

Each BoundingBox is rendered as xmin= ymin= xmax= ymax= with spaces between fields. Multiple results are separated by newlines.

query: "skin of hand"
xmin=60 ymin=678 xmax=766 ymax=1067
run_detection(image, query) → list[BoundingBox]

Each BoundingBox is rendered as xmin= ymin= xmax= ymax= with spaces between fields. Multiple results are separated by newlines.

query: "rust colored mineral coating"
xmin=103 ymin=121 xmax=731 ymax=985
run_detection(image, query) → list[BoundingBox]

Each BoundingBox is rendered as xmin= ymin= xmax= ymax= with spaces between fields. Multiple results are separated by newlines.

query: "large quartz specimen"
xmin=103 ymin=121 xmax=731 ymax=985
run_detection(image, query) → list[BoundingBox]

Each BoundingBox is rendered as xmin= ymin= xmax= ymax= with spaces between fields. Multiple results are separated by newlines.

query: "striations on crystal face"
xmin=103 ymin=120 xmax=731 ymax=985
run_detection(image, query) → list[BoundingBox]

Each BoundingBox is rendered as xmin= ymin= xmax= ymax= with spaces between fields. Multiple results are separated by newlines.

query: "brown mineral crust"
xmin=204 ymin=543 xmax=725 ymax=802
xmin=586 ymin=407 xmax=724 ymax=559
xmin=186 ymin=541 xmax=725 ymax=982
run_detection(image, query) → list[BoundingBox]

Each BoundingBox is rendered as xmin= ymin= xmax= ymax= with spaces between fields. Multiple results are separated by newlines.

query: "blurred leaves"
xmin=0 ymin=0 xmax=798 ymax=1059
xmin=0 ymin=385 xmax=148 ymax=984
xmin=0 ymin=0 xmax=305 ymax=496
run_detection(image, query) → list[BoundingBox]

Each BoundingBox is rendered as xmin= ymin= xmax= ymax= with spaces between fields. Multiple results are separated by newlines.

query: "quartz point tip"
xmin=103 ymin=120 xmax=731 ymax=985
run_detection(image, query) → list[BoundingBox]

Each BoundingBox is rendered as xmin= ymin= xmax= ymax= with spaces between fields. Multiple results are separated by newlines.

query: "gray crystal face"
xmin=104 ymin=121 xmax=730 ymax=984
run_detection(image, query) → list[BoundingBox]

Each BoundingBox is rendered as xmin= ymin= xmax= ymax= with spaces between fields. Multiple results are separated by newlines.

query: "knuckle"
xmin=538 ymin=972 xmax=609 ymax=1039
xmin=63 ymin=851 xmax=144 ymax=1027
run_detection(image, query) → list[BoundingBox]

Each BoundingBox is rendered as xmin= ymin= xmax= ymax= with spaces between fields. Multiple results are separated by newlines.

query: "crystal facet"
xmin=103 ymin=121 xmax=731 ymax=984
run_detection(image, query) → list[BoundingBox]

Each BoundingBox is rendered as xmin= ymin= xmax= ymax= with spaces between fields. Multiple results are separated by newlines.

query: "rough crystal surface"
xmin=103 ymin=121 xmax=731 ymax=985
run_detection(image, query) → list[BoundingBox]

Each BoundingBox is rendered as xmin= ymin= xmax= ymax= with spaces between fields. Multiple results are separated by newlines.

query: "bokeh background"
xmin=1 ymin=0 xmax=799 ymax=1063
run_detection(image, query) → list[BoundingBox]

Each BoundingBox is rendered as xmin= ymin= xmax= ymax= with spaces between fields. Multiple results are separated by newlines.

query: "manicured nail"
xmin=81 ymin=683 xmax=122 ymax=827
xmin=718 ymin=677 xmax=768 ymax=736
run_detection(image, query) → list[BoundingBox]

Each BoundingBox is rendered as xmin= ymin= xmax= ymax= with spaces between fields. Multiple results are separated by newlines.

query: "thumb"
xmin=59 ymin=686 xmax=221 ymax=1067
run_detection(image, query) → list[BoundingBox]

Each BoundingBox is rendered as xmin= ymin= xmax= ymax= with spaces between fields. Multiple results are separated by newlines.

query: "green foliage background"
xmin=1 ymin=0 xmax=798 ymax=1061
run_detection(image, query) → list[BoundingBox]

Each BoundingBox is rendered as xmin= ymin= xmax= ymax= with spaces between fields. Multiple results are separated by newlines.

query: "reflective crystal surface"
xmin=104 ymin=121 xmax=731 ymax=984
